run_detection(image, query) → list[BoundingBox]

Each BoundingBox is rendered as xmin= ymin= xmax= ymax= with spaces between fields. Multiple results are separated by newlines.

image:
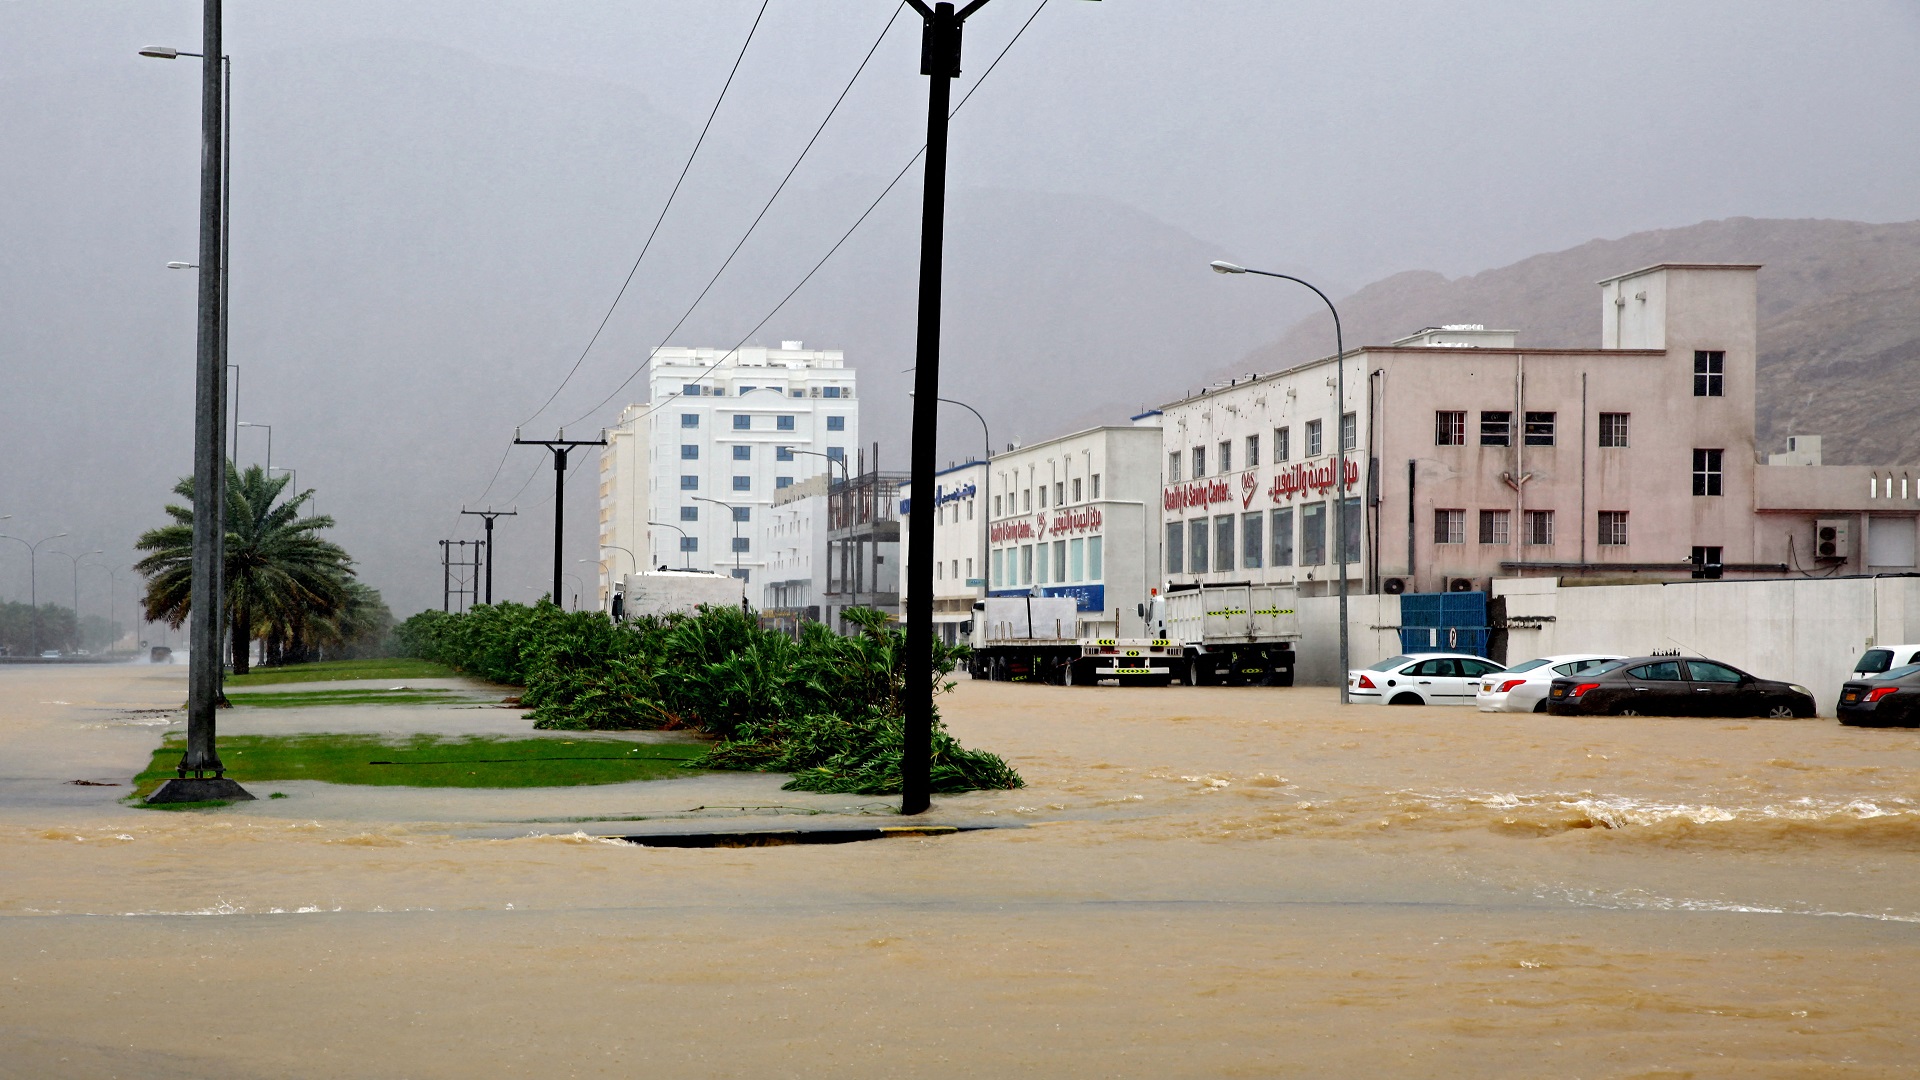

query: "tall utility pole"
xmin=150 ymin=0 xmax=247 ymax=802
xmin=440 ymin=540 xmax=483 ymax=613
xmin=460 ymin=508 xmax=516 ymax=605
xmin=513 ymin=432 xmax=606 ymax=604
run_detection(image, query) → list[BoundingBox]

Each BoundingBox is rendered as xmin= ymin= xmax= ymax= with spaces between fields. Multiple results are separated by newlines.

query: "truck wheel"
xmin=1269 ymin=669 xmax=1295 ymax=688
xmin=1063 ymin=661 xmax=1080 ymax=687
xmin=1186 ymin=661 xmax=1209 ymax=687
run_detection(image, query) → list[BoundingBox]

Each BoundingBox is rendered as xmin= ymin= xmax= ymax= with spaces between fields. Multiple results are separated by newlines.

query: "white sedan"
xmin=1348 ymin=653 xmax=1507 ymax=706
xmin=1475 ymin=654 xmax=1624 ymax=712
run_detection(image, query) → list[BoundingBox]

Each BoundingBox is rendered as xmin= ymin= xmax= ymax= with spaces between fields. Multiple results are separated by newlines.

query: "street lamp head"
xmin=138 ymin=46 xmax=181 ymax=59
xmin=1210 ymin=260 xmax=1248 ymax=275
xmin=166 ymin=261 xmax=197 ymax=270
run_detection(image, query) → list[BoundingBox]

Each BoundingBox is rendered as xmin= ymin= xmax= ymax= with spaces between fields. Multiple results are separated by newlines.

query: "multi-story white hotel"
xmin=597 ymin=342 xmax=858 ymax=603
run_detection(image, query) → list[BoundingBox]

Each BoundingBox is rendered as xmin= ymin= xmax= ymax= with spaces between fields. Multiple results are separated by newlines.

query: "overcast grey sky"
xmin=4 ymin=0 xmax=1918 ymax=618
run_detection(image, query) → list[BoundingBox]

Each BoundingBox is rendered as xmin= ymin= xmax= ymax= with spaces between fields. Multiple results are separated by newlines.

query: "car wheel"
xmin=1532 ymin=699 xmax=1549 ymax=713
xmin=1766 ymin=703 xmax=1796 ymax=719
xmin=1389 ymin=692 xmax=1423 ymax=706
xmin=1614 ymin=706 xmax=1643 ymax=716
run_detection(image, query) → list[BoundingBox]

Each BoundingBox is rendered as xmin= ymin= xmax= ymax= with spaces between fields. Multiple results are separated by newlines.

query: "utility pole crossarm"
xmin=514 ymin=435 xmax=606 ymax=606
xmin=460 ymin=507 xmax=518 ymax=605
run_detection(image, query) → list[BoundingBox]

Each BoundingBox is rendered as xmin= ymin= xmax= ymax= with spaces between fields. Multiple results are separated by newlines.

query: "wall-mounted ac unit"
xmin=1815 ymin=518 xmax=1851 ymax=561
xmin=1382 ymin=577 xmax=1407 ymax=595
xmin=1448 ymin=577 xmax=1476 ymax=593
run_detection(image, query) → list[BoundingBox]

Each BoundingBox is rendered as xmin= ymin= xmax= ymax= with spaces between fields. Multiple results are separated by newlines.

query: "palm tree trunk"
xmin=230 ymin=597 xmax=251 ymax=676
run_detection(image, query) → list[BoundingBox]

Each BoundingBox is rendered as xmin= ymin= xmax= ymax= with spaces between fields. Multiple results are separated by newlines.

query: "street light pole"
xmin=0 ymin=533 xmax=67 ymax=655
xmin=647 ymin=522 xmax=693 ymax=570
xmin=238 ymin=421 xmax=271 ymax=472
xmin=690 ymin=496 xmax=745 ymax=579
xmin=1210 ymin=260 xmax=1351 ymax=702
xmin=50 ymin=550 xmax=104 ymax=646
xmin=911 ymin=391 xmax=991 ymax=601
xmin=788 ymin=447 xmax=854 ymax=609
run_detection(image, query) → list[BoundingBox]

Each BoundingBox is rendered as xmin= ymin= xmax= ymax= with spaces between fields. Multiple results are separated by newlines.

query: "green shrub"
xmin=390 ymin=602 xmax=1020 ymax=796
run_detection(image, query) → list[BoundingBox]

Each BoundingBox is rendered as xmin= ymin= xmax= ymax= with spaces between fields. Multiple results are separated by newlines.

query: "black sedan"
xmin=1837 ymin=663 xmax=1920 ymax=727
xmin=1546 ymin=656 xmax=1817 ymax=718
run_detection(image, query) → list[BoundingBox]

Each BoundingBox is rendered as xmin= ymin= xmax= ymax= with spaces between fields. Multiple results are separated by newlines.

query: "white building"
xmin=763 ymin=474 xmax=829 ymax=621
xmin=899 ymin=460 xmax=987 ymax=645
xmin=598 ymin=341 xmax=858 ymax=602
xmin=985 ymin=421 xmax=1164 ymax=638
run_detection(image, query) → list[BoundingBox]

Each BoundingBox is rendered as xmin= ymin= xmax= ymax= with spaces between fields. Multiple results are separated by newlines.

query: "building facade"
xmin=985 ymin=422 xmax=1164 ymax=638
xmin=1158 ymin=263 xmax=1808 ymax=595
xmin=597 ymin=341 xmax=858 ymax=602
xmin=899 ymin=460 xmax=987 ymax=645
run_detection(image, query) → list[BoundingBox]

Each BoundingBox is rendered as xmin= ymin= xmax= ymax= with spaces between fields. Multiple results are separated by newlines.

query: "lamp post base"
xmin=145 ymin=777 xmax=256 ymax=804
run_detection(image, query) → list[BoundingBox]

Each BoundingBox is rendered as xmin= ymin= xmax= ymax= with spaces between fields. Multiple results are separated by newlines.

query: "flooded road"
xmin=2 ymin=663 xmax=1916 ymax=1077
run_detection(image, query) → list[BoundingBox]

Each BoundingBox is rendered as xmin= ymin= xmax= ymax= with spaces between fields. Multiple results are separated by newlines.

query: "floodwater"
xmin=2 ymin=663 xmax=1917 ymax=1078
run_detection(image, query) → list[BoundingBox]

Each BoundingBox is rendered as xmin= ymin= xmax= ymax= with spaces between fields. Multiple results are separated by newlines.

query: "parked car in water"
xmin=38 ymin=650 xmax=60 ymax=659
xmin=1837 ymin=663 xmax=1920 ymax=727
xmin=1852 ymin=644 xmax=1920 ymax=680
xmin=1475 ymin=654 xmax=1625 ymax=713
xmin=1349 ymin=653 xmax=1507 ymax=706
xmin=1546 ymin=656 xmax=1816 ymax=718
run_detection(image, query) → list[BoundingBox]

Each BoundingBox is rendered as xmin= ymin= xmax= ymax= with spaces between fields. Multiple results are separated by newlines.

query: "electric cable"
xmin=568 ymin=0 xmax=1053 ymax=432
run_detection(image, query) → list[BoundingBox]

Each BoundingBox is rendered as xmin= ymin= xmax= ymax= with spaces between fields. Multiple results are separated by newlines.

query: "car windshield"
xmin=1366 ymin=655 xmax=1415 ymax=671
xmin=1504 ymin=659 xmax=1550 ymax=673
xmin=1855 ymin=648 xmax=1895 ymax=674
xmin=1871 ymin=663 xmax=1920 ymax=681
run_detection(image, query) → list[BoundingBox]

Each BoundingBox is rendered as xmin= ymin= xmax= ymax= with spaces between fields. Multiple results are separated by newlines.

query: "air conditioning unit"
xmin=1382 ymin=577 xmax=1407 ymax=595
xmin=1448 ymin=577 xmax=1476 ymax=593
xmin=1815 ymin=518 xmax=1851 ymax=561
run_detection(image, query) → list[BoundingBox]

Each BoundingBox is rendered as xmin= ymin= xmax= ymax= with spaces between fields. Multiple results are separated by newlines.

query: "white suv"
xmin=1854 ymin=645 xmax=1920 ymax=680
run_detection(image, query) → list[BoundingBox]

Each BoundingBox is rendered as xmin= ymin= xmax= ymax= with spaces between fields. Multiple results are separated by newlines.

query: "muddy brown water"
xmin=2 ymin=663 xmax=1916 ymax=1078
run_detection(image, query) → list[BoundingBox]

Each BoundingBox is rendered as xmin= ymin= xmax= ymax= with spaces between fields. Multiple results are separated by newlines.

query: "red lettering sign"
xmin=1161 ymin=478 xmax=1232 ymax=513
xmin=1048 ymin=507 xmax=1104 ymax=536
xmin=1266 ymin=457 xmax=1362 ymax=504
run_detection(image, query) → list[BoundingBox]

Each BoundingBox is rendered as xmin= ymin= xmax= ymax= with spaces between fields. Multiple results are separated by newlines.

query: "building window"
xmin=1524 ymin=411 xmax=1556 ymax=446
xmin=680 ymin=506 xmax=698 ymax=521
xmin=1168 ymin=451 xmax=1182 ymax=481
xmin=1598 ymin=511 xmax=1628 ymax=546
xmin=775 ymin=476 xmax=792 ymax=489
xmin=993 ymin=495 xmax=1002 ymax=517
xmin=732 ymin=414 xmax=751 ymax=430
xmin=1166 ymin=522 xmax=1184 ymax=574
xmin=1215 ymin=515 xmax=1235 ymax=572
xmin=1038 ymin=486 xmax=1048 ymax=509
xmin=730 ymin=569 xmax=749 ymax=582
xmin=681 ymin=413 xmax=699 ymax=428
xmin=738 ymin=386 xmax=756 ymax=395
xmin=1072 ymin=478 xmax=1082 ymax=502
xmin=1480 ymin=411 xmax=1512 ymax=446
xmin=680 ymin=475 xmax=698 ymax=490
xmin=1054 ymin=481 xmax=1065 ymax=505
xmin=1246 ymin=434 xmax=1260 ymax=468
xmin=1690 ymin=545 xmax=1724 ymax=579
xmin=679 ymin=536 xmax=698 ymax=552
xmin=1275 ymin=426 xmax=1291 ymax=462
xmin=1434 ymin=509 xmax=1466 ymax=544
xmin=1271 ymin=507 xmax=1294 ymax=566
xmin=1189 ymin=519 xmax=1210 ymax=574
xmin=1088 ymin=537 xmax=1102 ymax=580
xmin=827 ymin=415 xmax=845 ymax=431
xmin=1091 ymin=474 xmax=1101 ymax=499
xmin=731 ymin=536 xmax=750 ymax=553
xmin=1022 ymin=489 xmax=1031 ymax=512
xmin=1305 ymin=420 xmax=1323 ymax=458
xmin=1069 ymin=538 xmax=1084 ymax=582
xmin=1693 ymin=448 xmax=1723 ymax=496
xmin=1341 ymin=412 xmax=1357 ymax=453
xmin=775 ymin=446 xmax=794 ymax=461
xmin=1478 ymin=509 xmax=1509 ymax=545
xmin=1034 ymin=541 xmax=1047 ymax=584
xmin=822 ymin=386 xmax=842 ymax=398
xmin=1339 ymin=497 xmax=1361 ymax=564
xmin=680 ymin=444 xmax=699 ymax=460
xmin=1693 ymin=351 xmax=1724 ymax=397
xmin=1053 ymin=540 xmax=1066 ymax=582
xmin=1218 ymin=440 xmax=1233 ymax=474
xmin=1435 ymin=411 xmax=1466 ymax=446
xmin=1021 ymin=545 xmax=1034 ymax=584
xmin=1300 ymin=502 xmax=1326 ymax=565
xmin=1242 ymin=511 xmax=1264 ymax=569
xmin=1599 ymin=412 xmax=1630 ymax=448
xmin=682 ymin=383 xmax=702 ymax=397
xmin=732 ymin=476 xmax=751 ymax=491
xmin=967 ymin=500 xmax=974 ymax=520
xmin=1192 ymin=445 xmax=1207 ymax=478
xmin=732 ymin=445 xmax=751 ymax=461
xmin=992 ymin=549 xmax=1005 ymax=587
xmin=1523 ymin=509 xmax=1554 ymax=546
xmin=732 ymin=506 xmax=750 ymax=522
xmin=777 ymin=415 xmax=796 ymax=431
xmin=936 ymin=561 xmax=943 ymax=580
xmin=827 ymin=446 xmax=844 ymax=462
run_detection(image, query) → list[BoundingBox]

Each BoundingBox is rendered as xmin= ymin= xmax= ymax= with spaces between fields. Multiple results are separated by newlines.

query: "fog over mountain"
xmin=3 ymin=2 xmax=1917 ymax=619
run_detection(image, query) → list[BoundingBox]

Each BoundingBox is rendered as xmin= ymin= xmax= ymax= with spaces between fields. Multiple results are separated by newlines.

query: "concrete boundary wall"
xmin=1294 ymin=593 xmax=1403 ymax=687
xmin=1492 ymin=575 xmax=1920 ymax=715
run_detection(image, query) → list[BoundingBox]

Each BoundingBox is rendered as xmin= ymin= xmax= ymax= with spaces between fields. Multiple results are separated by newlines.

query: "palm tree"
xmin=135 ymin=464 xmax=354 ymax=675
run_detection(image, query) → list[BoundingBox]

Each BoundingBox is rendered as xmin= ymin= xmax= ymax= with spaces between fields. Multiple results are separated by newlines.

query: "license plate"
xmin=1550 ymin=687 xmax=1566 ymax=698
xmin=1481 ymin=683 xmax=1493 ymax=692
xmin=1842 ymin=691 xmax=1859 ymax=703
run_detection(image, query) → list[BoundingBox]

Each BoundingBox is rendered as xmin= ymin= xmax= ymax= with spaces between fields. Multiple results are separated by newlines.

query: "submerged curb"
xmin=605 ymin=824 xmax=1005 ymax=848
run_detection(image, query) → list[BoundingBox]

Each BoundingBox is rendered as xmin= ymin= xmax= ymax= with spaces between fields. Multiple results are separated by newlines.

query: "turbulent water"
xmin=2 ymin=664 xmax=1916 ymax=1078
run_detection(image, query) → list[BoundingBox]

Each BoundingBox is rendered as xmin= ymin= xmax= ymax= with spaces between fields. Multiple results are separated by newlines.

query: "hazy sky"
xmin=4 ymin=0 xmax=1918 ymax=620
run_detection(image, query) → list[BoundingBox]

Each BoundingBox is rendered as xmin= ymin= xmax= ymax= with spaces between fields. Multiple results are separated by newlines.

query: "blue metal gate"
xmin=1397 ymin=592 xmax=1490 ymax=657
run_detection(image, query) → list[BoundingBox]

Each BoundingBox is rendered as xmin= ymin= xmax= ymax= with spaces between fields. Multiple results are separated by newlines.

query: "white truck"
xmin=1143 ymin=582 xmax=1302 ymax=686
xmin=965 ymin=596 xmax=1179 ymax=686
xmin=613 ymin=569 xmax=748 ymax=620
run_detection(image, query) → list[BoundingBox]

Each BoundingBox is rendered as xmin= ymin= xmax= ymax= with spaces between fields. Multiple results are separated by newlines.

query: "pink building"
xmin=1158 ymin=263 xmax=1917 ymax=596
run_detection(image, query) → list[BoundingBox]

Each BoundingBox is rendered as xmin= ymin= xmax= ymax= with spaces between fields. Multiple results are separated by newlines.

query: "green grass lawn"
xmin=226 ymin=687 xmax=488 ymax=709
xmin=132 ymin=733 xmax=710 ymax=801
xmin=224 ymin=658 xmax=469 ymax=687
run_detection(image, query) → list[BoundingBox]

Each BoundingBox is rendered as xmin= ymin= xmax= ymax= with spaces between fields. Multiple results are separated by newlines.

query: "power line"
xmin=469 ymin=0 xmax=773 ymax=510
xmin=569 ymin=0 xmax=1054 ymax=433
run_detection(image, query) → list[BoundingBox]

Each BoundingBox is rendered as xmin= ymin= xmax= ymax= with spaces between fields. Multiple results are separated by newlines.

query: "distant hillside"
xmin=1218 ymin=218 xmax=1920 ymax=465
